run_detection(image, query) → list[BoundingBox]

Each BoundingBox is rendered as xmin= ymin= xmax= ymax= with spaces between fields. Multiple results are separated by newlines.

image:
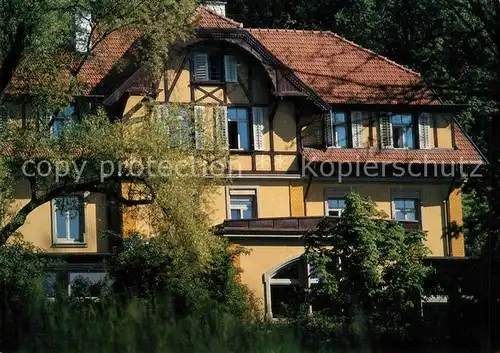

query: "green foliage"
xmin=0 ymin=240 xmax=50 ymax=350
xmin=107 ymin=232 xmax=257 ymax=319
xmin=304 ymin=193 xmax=430 ymax=343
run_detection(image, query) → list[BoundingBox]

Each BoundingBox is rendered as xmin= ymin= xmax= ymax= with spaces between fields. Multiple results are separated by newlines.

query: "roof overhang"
xmin=217 ymin=216 xmax=422 ymax=238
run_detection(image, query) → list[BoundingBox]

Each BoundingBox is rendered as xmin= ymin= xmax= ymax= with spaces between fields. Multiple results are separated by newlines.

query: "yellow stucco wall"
xmin=273 ymin=101 xmax=297 ymax=152
xmin=305 ymin=181 xmax=449 ymax=256
xmin=10 ymin=185 xmax=108 ymax=253
xmin=236 ymin=238 xmax=306 ymax=313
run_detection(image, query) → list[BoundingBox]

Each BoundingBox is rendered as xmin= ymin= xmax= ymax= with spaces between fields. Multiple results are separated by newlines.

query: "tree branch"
xmin=0 ymin=175 xmax=156 ymax=245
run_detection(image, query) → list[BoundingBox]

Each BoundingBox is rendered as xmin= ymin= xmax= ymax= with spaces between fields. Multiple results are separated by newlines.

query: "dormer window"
xmin=325 ymin=111 xmax=347 ymax=148
xmin=392 ymin=114 xmax=414 ymax=149
xmin=192 ymin=52 xmax=237 ymax=83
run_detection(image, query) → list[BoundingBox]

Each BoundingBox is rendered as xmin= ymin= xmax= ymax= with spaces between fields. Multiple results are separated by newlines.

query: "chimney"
xmin=206 ymin=1 xmax=227 ymax=16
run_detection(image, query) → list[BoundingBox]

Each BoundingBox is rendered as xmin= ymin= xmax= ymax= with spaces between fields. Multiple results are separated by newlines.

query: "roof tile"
xmin=247 ymin=29 xmax=438 ymax=105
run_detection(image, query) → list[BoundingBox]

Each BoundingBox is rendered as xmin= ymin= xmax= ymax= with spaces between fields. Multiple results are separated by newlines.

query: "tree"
xmin=0 ymin=0 xmax=232 ymax=263
xmin=304 ymin=193 xmax=430 ymax=343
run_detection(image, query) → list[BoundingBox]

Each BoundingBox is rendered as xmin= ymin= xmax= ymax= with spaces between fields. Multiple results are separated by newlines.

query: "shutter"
xmin=325 ymin=111 xmax=334 ymax=148
xmin=75 ymin=11 xmax=92 ymax=53
xmin=418 ymin=113 xmax=431 ymax=149
xmin=252 ymin=107 xmax=265 ymax=151
xmin=193 ymin=53 xmax=209 ymax=81
xmin=224 ymin=55 xmax=238 ymax=83
xmin=215 ymin=106 xmax=228 ymax=148
xmin=379 ymin=112 xmax=393 ymax=149
xmin=194 ymin=105 xmax=206 ymax=148
xmin=351 ymin=111 xmax=363 ymax=148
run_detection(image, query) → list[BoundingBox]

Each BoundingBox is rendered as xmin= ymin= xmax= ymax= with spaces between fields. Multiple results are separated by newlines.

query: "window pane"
xmin=55 ymin=211 xmax=67 ymax=239
xmin=70 ymin=272 xmax=108 ymax=297
xmin=69 ymin=212 xmax=80 ymax=240
xmin=230 ymin=209 xmax=241 ymax=220
xmin=338 ymin=200 xmax=346 ymax=208
xmin=393 ymin=126 xmax=403 ymax=148
xmin=395 ymin=210 xmax=405 ymax=221
xmin=327 ymin=199 xmax=340 ymax=209
xmin=405 ymin=127 xmax=414 ymax=148
xmin=334 ymin=112 xmax=345 ymax=123
xmin=406 ymin=212 xmax=416 ymax=221
xmin=402 ymin=115 xmax=412 ymax=125
xmin=238 ymin=121 xmax=249 ymax=150
xmin=405 ymin=200 xmax=416 ymax=209
xmin=208 ymin=54 xmax=222 ymax=81
xmin=273 ymin=260 xmax=301 ymax=280
xmin=336 ymin=126 xmax=347 ymax=147
xmin=395 ymin=200 xmax=405 ymax=209
xmin=228 ymin=121 xmax=238 ymax=149
xmin=271 ymin=285 xmax=303 ymax=318
xmin=392 ymin=115 xmax=402 ymax=125
xmin=242 ymin=207 xmax=253 ymax=219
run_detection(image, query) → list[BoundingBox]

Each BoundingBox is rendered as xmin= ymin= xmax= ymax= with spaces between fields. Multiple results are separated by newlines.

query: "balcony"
xmin=218 ymin=216 xmax=422 ymax=238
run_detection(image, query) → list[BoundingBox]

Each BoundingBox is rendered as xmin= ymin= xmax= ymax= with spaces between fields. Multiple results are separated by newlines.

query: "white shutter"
xmin=418 ymin=113 xmax=431 ymax=149
xmin=379 ymin=112 xmax=393 ymax=149
xmin=351 ymin=111 xmax=363 ymax=148
xmin=325 ymin=111 xmax=334 ymax=148
xmin=194 ymin=105 xmax=206 ymax=148
xmin=193 ymin=53 xmax=209 ymax=81
xmin=75 ymin=11 xmax=92 ymax=53
xmin=252 ymin=107 xmax=265 ymax=151
xmin=215 ymin=106 xmax=228 ymax=147
xmin=224 ymin=55 xmax=238 ymax=83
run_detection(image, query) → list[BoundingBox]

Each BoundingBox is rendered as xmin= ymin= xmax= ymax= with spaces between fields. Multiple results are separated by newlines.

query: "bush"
xmin=0 ymin=240 xmax=50 ymax=351
xmin=106 ymin=232 xmax=257 ymax=318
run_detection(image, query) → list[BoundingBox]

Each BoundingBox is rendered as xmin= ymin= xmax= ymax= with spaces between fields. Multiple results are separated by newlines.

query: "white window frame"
xmin=393 ymin=198 xmax=419 ymax=222
xmin=391 ymin=114 xmax=414 ymax=149
xmin=326 ymin=198 xmax=346 ymax=217
xmin=327 ymin=111 xmax=348 ymax=148
xmin=391 ymin=188 xmax=423 ymax=224
xmin=323 ymin=187 xmax=353 ymax=216
xmin=227 ymin=107 xmax=250 ymax=151
xmin=226 ymin=187 xmax=259 ymax=220
xmin=263 ymin=255 xmax=320 ymax=320
xmin=51 ymin=194 xmax=87 ymax=246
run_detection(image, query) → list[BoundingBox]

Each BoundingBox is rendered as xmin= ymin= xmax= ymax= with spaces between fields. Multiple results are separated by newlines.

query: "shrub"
xmin=0 ymin=240 xmax=50 ymax=351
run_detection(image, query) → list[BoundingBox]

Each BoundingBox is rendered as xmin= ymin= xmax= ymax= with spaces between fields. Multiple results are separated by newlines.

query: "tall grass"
xmin=15 ymin=296 xmax=306 ymax=353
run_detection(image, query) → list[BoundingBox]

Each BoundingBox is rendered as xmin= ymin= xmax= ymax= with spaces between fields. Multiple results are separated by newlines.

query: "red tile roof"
xmin=302 ymin=127 xmax=484 ymax=164
xmin=195 ymin=6 xmax=242 ymax=29
xmin=247 ymin=29 xmax=438 ymax=105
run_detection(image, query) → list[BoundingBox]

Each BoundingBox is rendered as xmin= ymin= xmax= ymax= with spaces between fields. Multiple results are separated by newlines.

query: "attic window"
xmin=192 ymin=53 xmax=237 ymax=83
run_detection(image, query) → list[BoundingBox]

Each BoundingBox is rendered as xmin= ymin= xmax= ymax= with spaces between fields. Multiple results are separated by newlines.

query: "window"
xmin=394 ymin=199 xmax=418 ymax=222
xmin=326 ymin=111 xmax=347 ymax=148
xmin=230 ymin=196 xmax=255 ymax=219
xmin=327 ymin=198 xmax=346 ymax=217
xmin=192 ymin=53 xmax=237 ymax=82
xmin=51 ymin=105 xmax=75 ymax=136
xmin=391 ymin=114 xmax=414 ymax=149
xmin=69 ymin=272 xmax=109 ymax=298
xmin=228 ymin=188 xmax=257 ymax=219
xmin=52 ymin=196 xmax=85 ymax=244
xmin=265 ymin=256 xmax=320 ymax=319
xmin=227 ymin=108 xmax=249 ymax=150
xmin=171 ymin=108 xmax=190 ymax=148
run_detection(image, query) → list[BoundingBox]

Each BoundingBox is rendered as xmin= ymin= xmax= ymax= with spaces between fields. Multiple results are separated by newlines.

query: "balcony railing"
xmin=219 ymin=216 xmax=423 ymax=238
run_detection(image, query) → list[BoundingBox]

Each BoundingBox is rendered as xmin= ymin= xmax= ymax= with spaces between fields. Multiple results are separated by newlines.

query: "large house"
xmin=3 ymin=3 xmax=485 ymax=317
